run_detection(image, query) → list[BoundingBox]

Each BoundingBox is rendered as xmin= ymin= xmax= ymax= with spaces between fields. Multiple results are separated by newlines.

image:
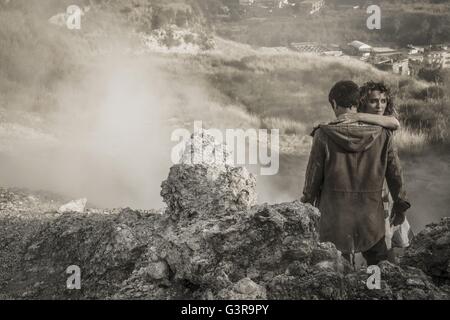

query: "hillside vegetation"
xmin=1 ymin=0 xmax=449 ymax=149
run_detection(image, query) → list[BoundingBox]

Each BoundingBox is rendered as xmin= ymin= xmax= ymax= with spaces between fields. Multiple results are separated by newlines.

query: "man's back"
xmin=303 ymin=123 xmax=395 ymax=254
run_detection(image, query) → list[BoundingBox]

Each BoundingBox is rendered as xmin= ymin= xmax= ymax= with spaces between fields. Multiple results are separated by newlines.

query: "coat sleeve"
xmin=385 ymin=133 xmax=411 ymax=214
xmin=301 ymin=130 xmax=326 ymax=207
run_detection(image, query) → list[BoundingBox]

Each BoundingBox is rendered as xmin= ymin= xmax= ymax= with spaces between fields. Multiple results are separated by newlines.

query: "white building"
xmin=440 ymin=51 xmax=450 ymax=69
xmin=239 ymin=0 xmax=256 ymax=5
xmin=349 ymin=40 xmax=372 ymax=53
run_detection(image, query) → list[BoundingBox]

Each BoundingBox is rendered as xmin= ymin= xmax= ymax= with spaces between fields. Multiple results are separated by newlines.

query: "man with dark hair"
xmin=301 ymin=80 xmax=410 ymax=266
xmin=328 ymin=80 xmax=361 ymax=109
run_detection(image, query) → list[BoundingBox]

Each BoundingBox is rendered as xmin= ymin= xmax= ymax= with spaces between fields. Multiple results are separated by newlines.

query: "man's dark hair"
xmin=328 ymin=80 xmax=360 ymax=109
xmin=359 ymin=81 xmax=397 ymax=117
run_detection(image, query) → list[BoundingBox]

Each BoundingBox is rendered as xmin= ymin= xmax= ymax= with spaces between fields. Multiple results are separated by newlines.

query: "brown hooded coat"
xmin=302 ymin=123 xmax=410 ymax=254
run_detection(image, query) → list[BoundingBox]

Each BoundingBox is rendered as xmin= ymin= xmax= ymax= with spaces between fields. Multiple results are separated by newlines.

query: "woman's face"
xmin=364 ymin=90 xmax=388 ymax=115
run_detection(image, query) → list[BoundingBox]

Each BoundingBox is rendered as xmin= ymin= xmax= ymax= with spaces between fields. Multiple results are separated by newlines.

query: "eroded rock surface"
xmin=0 ymin=133 xmax=448 ymax=300
xmin=401 ymin=217 xmax=450 ymax=290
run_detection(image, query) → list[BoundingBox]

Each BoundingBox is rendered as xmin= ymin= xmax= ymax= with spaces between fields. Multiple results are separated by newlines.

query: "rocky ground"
xmin=0 ymin=133 xmax=449 ymax=300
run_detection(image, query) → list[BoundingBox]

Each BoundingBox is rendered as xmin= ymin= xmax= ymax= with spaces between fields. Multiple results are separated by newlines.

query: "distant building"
xmin=278 ymin=0 xmax=295 ymax=9
xmin=330 ymin=0 xmax=361 ymax=10
xmin=239 ymin=0 xmax=256 ymax=5
xmin=299 ymin=0 xmax=324 ymax=15
xmin=433 ymin=44 xmax=449 ymax=51
xmin=374 ymin=58 xmax=410 ymax=76
xmin=238 ymin=0 xmax=295 ymax=14
xmin=424 ymin=50 xmax=449 ymax=69
xmin=347 ymin=42 xmax=411 ymax=75
xmin=290 ymin=42 xmax=343 ymax=56
xmin=239 ymin=0 xmax=289 ymax=7
xmin=349 ymin=41 xmax=372 ymax=52
xmin=407 ymin=45 xmax=426 ymax=55
xmin=336 ymin=4 xmax=360 ymax=10
xmin=372 ymin=47 xmax=401 ymax=56
xmin=393 ymin=59 xmax=410 ymax=75
xmin=344 ymin=40 xmax=372 ymax=55
xmin=408 ymin=54 xmax=424 ymax=63
xmin=440 ymin=51 xmax=450 ymax=69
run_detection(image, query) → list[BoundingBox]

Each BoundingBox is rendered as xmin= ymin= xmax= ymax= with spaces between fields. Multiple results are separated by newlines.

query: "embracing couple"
xmin=301 ymin=80 xmax=412 ymax=267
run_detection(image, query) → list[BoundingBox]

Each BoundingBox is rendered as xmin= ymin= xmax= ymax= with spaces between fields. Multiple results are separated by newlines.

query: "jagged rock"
xmin=58 ymin=198 xmax=88 ymax=214
xmin=152 ymin=201 xmax=324 ymax=296
xmin=144 ymin=261 xmax=170 ymax=280
xmin=401 ymin=217 xmax=450 ymax=286
xmin=268 ymin=261 xmax=447 ymax=300
xmin=216 ymin=278 xmax=267 ymax=300
xmin=178 ymin=128 xmax=232 ymax=168
xmin=161 ymin=129 xmax=257 ymax=221
xmin=3 ymin=208 xmax=162 ymax=299
xmin=0 ymin=188 xmax=66 ymax=293
xmin=161 ymin=164 xmax=256 ymax=221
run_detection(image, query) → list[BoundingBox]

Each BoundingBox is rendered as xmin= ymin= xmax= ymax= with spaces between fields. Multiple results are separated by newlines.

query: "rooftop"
xmin=349 ymin=40 xmax=371 ymax=49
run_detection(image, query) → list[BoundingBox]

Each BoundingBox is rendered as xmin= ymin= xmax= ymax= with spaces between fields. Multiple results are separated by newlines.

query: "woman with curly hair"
xmin=339 ymin=80 xmax=400 ymax=129
xmin=342 ymin=81 xmax=413 ymax=263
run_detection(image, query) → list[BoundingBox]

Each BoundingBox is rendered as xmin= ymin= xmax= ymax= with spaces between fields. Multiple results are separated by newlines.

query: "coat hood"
xmin=319 ymin=123 xmax=384 ymax=153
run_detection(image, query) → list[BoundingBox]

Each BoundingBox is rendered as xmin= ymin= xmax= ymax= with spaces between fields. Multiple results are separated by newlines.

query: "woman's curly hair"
xmin=359 ymin=81 xmax=398 ymax=118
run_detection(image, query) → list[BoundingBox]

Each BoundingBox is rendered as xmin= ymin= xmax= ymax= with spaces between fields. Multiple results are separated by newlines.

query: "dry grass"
xmin=261 ymin=117 xmax=306 ymax=136
xmin=202 ymin=52 xmax=450 ymax=149
xmin=394 ymin=127 xmax=429 ymax=155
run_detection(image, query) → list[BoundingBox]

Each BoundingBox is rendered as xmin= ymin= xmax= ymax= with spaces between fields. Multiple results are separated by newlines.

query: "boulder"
xmin=58 ymin=198 xmax=88 ymax=214
xmin=401 ymin=217 xmax=450 ymax=287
